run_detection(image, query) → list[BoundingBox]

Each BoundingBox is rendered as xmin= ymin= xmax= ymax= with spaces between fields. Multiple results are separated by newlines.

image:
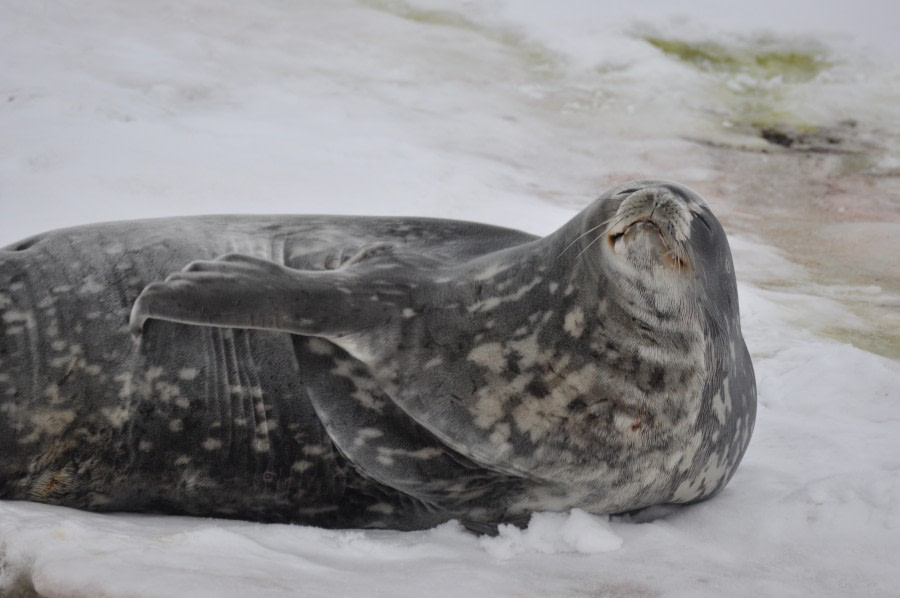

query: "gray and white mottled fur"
xmin=0 ymin=180 xmax=755 ymax=530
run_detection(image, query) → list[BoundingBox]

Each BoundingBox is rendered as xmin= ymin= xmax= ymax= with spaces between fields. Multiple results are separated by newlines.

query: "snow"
xmin=481 ymin=510 xmax=624 ymax=559
xmin=2 ymin=0 xmax=900 ymax=596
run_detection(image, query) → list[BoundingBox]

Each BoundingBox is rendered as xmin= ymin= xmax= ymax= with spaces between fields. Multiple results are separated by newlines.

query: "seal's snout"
xmin=606 ymin=186 xmax=692 ymax=271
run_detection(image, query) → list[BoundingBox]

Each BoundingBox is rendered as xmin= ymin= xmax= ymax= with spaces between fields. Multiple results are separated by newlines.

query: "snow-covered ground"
xmin=1 ymin=1 xmax=899 ymax=596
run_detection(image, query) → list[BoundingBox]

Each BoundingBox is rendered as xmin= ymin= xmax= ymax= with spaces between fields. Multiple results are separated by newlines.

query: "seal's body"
xmin=0 ymin=181 xmax=755 ymax=530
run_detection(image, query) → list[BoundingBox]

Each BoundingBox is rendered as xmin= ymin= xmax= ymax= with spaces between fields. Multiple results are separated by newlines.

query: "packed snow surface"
xmin=2 ymin=1 xmax=899 ymax=596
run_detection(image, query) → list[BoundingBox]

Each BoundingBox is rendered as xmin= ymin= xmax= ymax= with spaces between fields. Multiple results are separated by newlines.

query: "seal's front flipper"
xmin=130 ymin=253 xmax=400 ymax=342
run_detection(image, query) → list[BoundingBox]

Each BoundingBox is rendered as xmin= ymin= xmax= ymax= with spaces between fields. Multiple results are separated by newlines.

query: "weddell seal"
xmin=0 ymin=180 xmax=755 ymax=531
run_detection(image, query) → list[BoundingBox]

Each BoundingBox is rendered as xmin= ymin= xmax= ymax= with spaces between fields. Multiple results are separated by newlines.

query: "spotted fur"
xmin=0 ymin=180 xmax=755 ymax=530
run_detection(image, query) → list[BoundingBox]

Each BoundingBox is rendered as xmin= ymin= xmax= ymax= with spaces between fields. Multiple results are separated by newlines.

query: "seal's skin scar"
xmin=1 ymin=180 xmax=755 ymax=530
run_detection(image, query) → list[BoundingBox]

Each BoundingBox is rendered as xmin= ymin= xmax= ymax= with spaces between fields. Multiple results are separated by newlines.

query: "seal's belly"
xmin=0 ymin=222 xmax=525 ymax=528
xmin=0 ymin=238 xmax=351 ymax=523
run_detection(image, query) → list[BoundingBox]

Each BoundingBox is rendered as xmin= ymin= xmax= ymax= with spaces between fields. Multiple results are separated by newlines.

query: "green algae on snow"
xmin=645 ymin=37 xmax=830 ymax=83
xmin=821 ymin=326 xmax=900 ymax=363
xmin=645 ymin=36 xmax=834 ymax=145
xmin=364 ymin=0 xmax=562 ymax=74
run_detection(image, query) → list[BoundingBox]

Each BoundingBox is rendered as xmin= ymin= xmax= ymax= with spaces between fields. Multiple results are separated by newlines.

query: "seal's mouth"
xmin=608 ymin=218 xmax=689 ymax=271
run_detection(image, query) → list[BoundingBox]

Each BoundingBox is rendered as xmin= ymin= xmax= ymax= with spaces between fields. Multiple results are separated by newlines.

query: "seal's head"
xmin=570 ymin=180 xmax=739 ymax=328
xmin=605 ymin=184 xmax=697 ymax=273
xmin=500 ymin=179 xmax=756 ymax=511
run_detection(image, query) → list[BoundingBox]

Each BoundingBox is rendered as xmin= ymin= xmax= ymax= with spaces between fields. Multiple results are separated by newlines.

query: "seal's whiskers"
xmin=557 ymin=214 xmax=623 ymax=258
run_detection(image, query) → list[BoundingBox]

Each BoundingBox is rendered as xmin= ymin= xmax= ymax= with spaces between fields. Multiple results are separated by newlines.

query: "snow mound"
xmin=481 ymin=509 xmax=623 ymax=559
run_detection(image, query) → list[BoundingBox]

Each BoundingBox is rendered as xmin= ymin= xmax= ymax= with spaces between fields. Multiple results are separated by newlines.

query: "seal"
xmin=0 ymin=180 xmax=755 ymax=531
